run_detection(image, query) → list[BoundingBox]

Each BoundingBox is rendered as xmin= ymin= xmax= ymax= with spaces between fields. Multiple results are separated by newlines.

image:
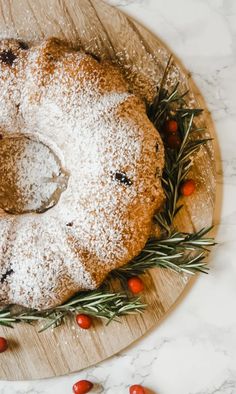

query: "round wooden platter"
xmin=0 ymin=0 xmax=217 ymax=381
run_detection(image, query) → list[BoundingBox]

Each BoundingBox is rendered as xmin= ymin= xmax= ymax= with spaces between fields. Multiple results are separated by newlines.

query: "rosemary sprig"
xmin=153 ymin=99 xmax=211 ymax=233
xmin=148 ymin=82 xmax=188 ymax=129
xmin=147 ymin=57 xmax=211 ymax=233
xmin=0 ymin=291 xmax=146 ymax=331
xmin=110 ymin=227 xmax=215 ymax=285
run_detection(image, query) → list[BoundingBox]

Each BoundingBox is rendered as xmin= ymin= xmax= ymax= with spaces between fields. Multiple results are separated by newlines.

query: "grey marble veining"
xmin=1 ymin=0 xmax=236 ymax=393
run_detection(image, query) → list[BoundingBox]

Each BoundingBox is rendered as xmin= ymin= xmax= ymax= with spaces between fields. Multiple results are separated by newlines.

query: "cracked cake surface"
xmin=0 ymin=38 xmax=164 ymax=310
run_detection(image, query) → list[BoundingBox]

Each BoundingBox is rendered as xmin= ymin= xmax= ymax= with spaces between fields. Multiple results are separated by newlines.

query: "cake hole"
xmin=0 ymin=135 xmax=69 ymax=214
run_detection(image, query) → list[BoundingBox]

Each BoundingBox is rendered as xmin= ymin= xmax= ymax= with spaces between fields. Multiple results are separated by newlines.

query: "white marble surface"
xmin=1 ymin=0 xmax=236 ymax=393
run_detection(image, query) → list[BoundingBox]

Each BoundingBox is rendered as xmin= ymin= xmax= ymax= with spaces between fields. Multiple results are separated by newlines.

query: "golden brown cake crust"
xmin=0 ymin=38 xmax=164 ymax=310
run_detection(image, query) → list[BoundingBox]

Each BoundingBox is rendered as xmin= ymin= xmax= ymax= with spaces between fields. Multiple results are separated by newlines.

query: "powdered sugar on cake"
xmin=0 ymin=38 xmax=164 ymax=309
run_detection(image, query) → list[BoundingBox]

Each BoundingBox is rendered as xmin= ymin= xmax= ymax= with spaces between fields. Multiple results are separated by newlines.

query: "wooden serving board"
xmin=0 ymin=0 xmax=217 ymax=380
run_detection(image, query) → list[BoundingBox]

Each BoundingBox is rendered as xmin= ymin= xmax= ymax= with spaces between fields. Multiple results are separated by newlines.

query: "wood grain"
xmin=0 ymin=0 xmax=216 ymax=380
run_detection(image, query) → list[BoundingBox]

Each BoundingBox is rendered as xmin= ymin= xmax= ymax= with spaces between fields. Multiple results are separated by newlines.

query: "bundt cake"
xmin=0 ymin=38 xmax=164 ymax=310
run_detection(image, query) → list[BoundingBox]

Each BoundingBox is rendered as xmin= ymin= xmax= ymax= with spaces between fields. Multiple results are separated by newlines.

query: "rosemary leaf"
xmin=0 ymin=291 xmax=146 ymax=331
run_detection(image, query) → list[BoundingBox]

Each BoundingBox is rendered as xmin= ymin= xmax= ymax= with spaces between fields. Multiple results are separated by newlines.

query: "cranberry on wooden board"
xmin=76 ymin=314 xmax=92 ymax=329
xmin=73 ymin=380 xmax=93 ymax=394
xmin=164 ymin=119 xmax=178 ymax=134
xmin=129 ymin=384 xmax=146 ymax=394
xmin=180 ymin=179 xmax=196 ymax=196
xmin=127 ymin=277 xmax=144 ymax=294
xmin=0 ymin=337 xmax=8 ymax=353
